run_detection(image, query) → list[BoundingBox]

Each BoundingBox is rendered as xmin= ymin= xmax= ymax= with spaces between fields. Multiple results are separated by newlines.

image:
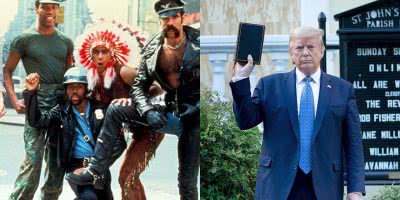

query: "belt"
xmin=70 ymin=157 xmax=91 ymax=168
xmin=39 ymin=83 xmax=64 ymax=91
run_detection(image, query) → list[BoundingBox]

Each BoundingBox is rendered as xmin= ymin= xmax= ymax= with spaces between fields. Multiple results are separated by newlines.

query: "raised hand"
xmin=233 ymin=54 xmax=255 ymax=79
xmin=25 ymin=73 xmax=40 ymax=91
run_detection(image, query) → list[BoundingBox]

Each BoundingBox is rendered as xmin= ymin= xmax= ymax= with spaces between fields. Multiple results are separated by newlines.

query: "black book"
xmin=235 ymin=22 xmax=265 ymax=65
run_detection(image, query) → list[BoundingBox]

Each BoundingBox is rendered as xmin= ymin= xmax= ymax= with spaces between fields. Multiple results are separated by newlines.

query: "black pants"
xmin=68 ymin=158 xmax=113 ymax=200
xmin=178 ymin=117 xmax=200 ymax=200
xmin=287 ymin=169 xmax=317 ymax=200
xmin=93 ymin=103 xmax=199 ymax=200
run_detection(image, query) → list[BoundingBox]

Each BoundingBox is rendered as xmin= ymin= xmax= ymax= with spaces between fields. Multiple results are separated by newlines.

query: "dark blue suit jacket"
xmin=230 ymin=69 xmax=365 ymax=200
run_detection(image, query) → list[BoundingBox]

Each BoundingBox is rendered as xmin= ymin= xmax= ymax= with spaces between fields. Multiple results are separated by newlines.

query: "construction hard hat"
xmin=63 ymin=66 xmax=88 ymax=85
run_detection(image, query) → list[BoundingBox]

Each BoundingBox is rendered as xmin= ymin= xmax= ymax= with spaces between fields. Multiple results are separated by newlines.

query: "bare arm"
xmin=120 ymin=65 xmax=138 ymax=86
xmin=66 ymin=54 xmax=74 ymax=69
xmin=65 ymin=38 xmax=74 ymax=69
xmin=0 ymin=74 xmax=5 ymax=118
xmin=3 ymin=51 xmax=25 ymax=113
xmin=0 ymin=91 xmax=5 ymax=118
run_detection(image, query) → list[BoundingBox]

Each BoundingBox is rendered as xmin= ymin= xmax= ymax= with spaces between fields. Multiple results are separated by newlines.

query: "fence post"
xmin=318 ymin=12 xmax=327 ymax=72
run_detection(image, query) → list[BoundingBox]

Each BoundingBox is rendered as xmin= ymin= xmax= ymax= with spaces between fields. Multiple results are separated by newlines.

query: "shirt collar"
xmin=295 ymin=67 xmax=321 ymax=85
xmin=72 ymin=101 xmax=91 ymax=120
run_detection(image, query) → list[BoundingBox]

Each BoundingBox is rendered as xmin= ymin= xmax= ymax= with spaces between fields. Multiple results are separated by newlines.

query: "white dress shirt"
xmin=296 ymin=67 xmax=321 ymax=117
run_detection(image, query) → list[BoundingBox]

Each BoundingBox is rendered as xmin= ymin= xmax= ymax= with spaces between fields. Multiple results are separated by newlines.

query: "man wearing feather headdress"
xmin=74 ymin=19 xmax=143 ymax=106
xmin=73 ymin=19 xmax=166 ymax=199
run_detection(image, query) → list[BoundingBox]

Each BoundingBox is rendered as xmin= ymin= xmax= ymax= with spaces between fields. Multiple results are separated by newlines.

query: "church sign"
xmin=335 ymin=0 xmax=400 ymax=184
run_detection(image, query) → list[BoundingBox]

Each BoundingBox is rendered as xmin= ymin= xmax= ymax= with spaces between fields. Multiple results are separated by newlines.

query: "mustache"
xmin=70 ymin=93 xmax=82 ymax=100
xmin=162 ymin=25 xmax=180 ymax=38
xmin=69 ymin=94 xmax=84 ymax=105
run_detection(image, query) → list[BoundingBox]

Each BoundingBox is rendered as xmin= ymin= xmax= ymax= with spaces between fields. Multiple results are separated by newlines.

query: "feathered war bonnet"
xmin=74 ymin=18 xmax=147 ymax=90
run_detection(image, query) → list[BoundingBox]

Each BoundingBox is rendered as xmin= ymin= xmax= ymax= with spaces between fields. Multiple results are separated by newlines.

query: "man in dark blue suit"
xmin=230 ymin=26 xmax=365 ymax=200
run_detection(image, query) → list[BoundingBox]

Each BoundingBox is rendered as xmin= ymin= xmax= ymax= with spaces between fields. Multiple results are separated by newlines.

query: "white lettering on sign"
xmin=367 ymin=19 xmax=394 ymax=28
xmin=362 ymin=131 xmax=376 ymax=139
xmin=387 ymin=99 xmax=400 ymax=108
xmin=395 ymin=80 xmax=400 ymax=88
xmin=393 ymin=48 xmax=400 ymax=55
xmin=366 ymin=100 xmax=380 ymax=108
xmin=381 ymin=130 xmax=400 ymax=139
xmin=369 ymin=147 xmax=399 ymax=156
xmin=352 ymin=14 xmax=362 ymax=24
xmin=359 ymin=114 xmax=371 ymax=122
xmin=366 ymin=8 xmax=400 ymax=20
xmin=369 ymin=63 xmax=400 ymax=72
xmin=350 ymin=8 xmax=400 ymax=28
xmin=374 ymin=113 xmax=400 ymax=122
xmin=353 ymin=81 xmax=367 ymax=89
xmin=357 ymin=48 xmax=387 ymax=56
xmin=365 ymin=161 xmax=399 ymax=170
xmin=373 ymin=80 xmax=388 ymax=89
xmin=385 ymin=91 xmax=400 ymax=97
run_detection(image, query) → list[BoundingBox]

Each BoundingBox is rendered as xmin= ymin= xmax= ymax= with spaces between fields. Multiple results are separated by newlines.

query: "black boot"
xmin=66 ymin=168 xmax=104 ymax=189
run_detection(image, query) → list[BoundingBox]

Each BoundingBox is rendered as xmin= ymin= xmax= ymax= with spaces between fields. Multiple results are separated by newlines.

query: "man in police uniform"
xmin=67 ymin=0 xmax=200 ymax=199
xmin=3 ymin=0 xmax=73 ymax=199
xmin=24 ymin=67 xmax=113 ymax=200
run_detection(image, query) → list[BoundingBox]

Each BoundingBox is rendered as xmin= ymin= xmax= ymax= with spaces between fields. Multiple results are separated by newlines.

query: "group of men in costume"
xmin=3 ymin=0 xmax=199 ymax=199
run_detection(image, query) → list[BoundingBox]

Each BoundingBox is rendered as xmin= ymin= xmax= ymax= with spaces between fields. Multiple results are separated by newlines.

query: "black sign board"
xmin=335 ymin=0 xmax=400 ymax=184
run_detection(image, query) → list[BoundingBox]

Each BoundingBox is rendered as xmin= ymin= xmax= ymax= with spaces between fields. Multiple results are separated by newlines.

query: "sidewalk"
xmin=0 ymin=108 xmax=25 ymax=126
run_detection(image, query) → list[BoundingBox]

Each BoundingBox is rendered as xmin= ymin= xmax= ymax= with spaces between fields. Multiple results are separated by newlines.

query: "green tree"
xmin=200 ymin=90 xmax=261 ymax=200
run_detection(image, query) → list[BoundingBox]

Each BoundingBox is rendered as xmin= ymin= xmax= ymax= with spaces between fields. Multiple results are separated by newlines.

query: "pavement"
xmin=0 ymin=108 xmax=25 ymax=126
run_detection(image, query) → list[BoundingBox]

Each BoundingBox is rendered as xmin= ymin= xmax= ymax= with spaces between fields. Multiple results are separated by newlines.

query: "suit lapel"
xmin=282 ymin=69 xmax=300 ymax=141
xmin=312 ymin=72 xmax=333 ymax=143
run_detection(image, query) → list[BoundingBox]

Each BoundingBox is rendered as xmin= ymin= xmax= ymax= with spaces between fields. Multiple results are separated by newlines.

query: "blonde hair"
xmin=289 ymin=26 xmax=325 ymax=51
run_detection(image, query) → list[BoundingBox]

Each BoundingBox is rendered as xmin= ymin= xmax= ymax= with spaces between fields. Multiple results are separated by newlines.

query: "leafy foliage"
xmin=200 ymin=89 xmax=261 ymax=200
xmin=372 ymin=185 xmax=400 ymax=200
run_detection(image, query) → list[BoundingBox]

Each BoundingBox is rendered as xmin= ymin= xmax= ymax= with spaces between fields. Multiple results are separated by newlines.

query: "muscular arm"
xmin=66 ymin=54 xmax=74 ymax=69
xmin=3 ymin=51 xmax=25 ymax=113
xmin=66 ymin=39 xmax=74 ymax=68
xmin=120 ymin=65 xmax=138 ymax=86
